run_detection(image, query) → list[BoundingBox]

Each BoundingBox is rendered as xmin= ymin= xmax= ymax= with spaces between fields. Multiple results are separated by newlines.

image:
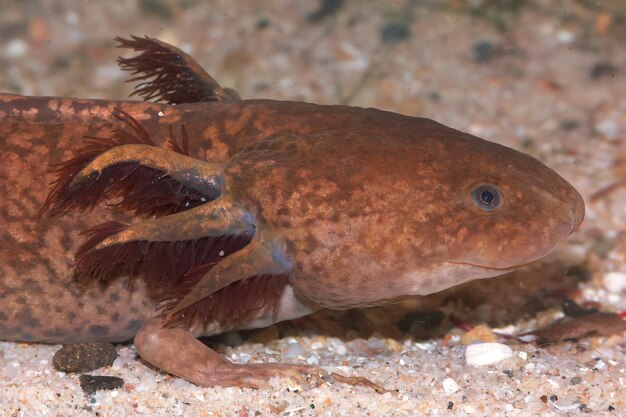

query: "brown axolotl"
xmin=0 ymin=36 xmax=584 ymax=389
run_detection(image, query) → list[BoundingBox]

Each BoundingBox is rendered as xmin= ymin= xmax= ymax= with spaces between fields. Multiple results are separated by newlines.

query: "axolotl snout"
xmin=0 ymin=36 xmax=584 ymax=388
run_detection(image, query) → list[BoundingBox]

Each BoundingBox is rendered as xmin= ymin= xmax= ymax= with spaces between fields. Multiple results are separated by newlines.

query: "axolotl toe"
xmin=0 ymin=36 xmax=584 ymax=389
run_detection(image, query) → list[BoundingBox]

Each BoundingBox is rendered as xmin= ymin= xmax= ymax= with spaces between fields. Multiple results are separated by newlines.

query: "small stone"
xmin=79 ymin=375 xmax=124 ymax=396
xmin=380 ymin=22 xmax=411 ymax=44
xmin=465 ymin=342 xmax=513 ymax=366
xmin=53 ymin=342 xmax=117 ymax=373
xmin=281 ymin=342 xmax=304 ymax=360
xmin=442 ymin=377 xmax=459 ymax=394
xmin=307 ymin=0 xmax=344 ymax=23
xmin=247 ymin=325 xmax=279 ymax=343
xmin=589 ymin=61 xmax=618 ymax=80
xmin=461 ymin=324 xmax=497 ymax=345
xmin=472 ymin=41 xmax=495 ymax=63
xmin=5 ymin=39 xmax=28 ymax=58
xmin=602 ymin=271 xmax=626 ymax=293
xmin=570 ymin=376 xmax=582 ymax=385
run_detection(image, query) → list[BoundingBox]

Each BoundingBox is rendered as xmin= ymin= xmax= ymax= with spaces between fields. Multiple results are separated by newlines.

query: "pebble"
xmin=4 ymin=39 xmax=28 ymax=58
xmin=442 ymin=377 xmax=459 ymax=394
xmin=53 ymin=342 xmax=117 ymax=373
xmin=281 ymin=342 xmax=304 ymax=360
xmin=602 ymin=271 xmax=626 ymax=293
xmin=79 ymin=375 xmax=124 ymax=396
xmin=460 ymin=324 xmax=497 ymax=345
xmin=465 ymin=343 xmax=513 ymax=366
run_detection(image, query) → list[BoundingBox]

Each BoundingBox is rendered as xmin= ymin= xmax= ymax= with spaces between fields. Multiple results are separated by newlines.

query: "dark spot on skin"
xmin=59 ymin=232 xmax=73 ymax=252
xmin=23 ymin=278 xmax=44 ymax=293
xmin=279 ymin=221 xmax=292 ymax=228
xmin=0 ymin=312 xmax=7 ymax=321
xmin=96 ymin=306 xmax=107 ymax=315
xmin=55 ymin=306 xmax=64 ymax=313
xmin=126 ymin=319 xmax=143 ymax=332
xmin=276 ymin=207 xmax=289 ymax=216
xmin=68 ymin=312 xmax=77 ymax=321
xmin=129 ymin=306 xmax=139 ymax=314
xmin=70 ymin=101 xmax=92 ymax=115
xmin=309 ymin=263 xmax=324 ymax=274
xmin=15 ymin=297 xmax=27 ymax=305
xmin=111 ymin=312 xmax=120 ymax=322
xmin=304 ymin=234 xmax=319 ymax=252
xmin=16 ymin=307 xmax=39 ymax=328
xmin=32 ymin=100 xmax=58 ymax=123
xmin=108 ymin=292 xmax=120 ymax=302
xmin=88 ymin=325 xmax=109 ymax=337
xmin=43 ymin=328 xmax=68 ymax=339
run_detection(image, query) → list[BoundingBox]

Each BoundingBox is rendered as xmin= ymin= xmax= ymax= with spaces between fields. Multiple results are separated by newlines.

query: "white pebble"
xmin=306 ymin=355 xmax=320 ymax=365
xmin=5 ymin=39 xmax=28 ymax=58
xmin=596 ymin=119 xmax=619 ymax=140
xmin=442 ymin=377 xmax=459 ymax=394
xmin=556 ymin=29 xmax=575 ymax=43
xmin=465 ymin=342 xmax=513 ymax=366
xmin=603 ymin=271 xmax=626 ymax=293
xmin=518 ymin=351 xmax=528 ymax=361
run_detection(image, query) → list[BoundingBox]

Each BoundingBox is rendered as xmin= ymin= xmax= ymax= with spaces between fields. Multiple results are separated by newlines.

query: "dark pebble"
xmin=307 ymin=0 xmax=344 ymax=23
xmin=570 ymin=376 xmax=583 ymax=385
xmin=79 ymin=375 xmax=124 ymax=396
xmin=256 ymin=18 xmax=270 ymax=30
xmin=559 ymin=120 xmax=580 ymax=130
xmin=138 ymin=0 xmax=173 ymax=21
xmin=53 ymin=342 xmax=117 ymax=373
xmin=381 ymin=22 xmax=411 ymax=44
xmin=589 ymin=61 xmax=618 ymax=80
xmin=609 ymin=405 xmax=616 ymax=411
xmin=472 ymin=41 xmax=495 ymax=63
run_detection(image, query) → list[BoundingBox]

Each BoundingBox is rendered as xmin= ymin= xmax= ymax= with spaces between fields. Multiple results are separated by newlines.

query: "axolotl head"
xmin=390 ymin=120 xmax=585 ymax=297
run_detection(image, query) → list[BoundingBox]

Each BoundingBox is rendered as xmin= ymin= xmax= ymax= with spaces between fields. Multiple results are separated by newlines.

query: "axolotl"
xmin=0 ymin=36 xmax=584 ymax=388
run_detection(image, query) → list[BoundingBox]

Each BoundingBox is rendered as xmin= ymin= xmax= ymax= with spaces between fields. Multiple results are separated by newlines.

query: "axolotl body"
xmin=0 ymin=37 xmax=584 ymax=388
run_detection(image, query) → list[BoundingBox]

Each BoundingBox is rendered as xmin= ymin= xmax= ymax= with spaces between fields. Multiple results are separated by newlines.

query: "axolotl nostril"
xmin=0 ymin=36 xmax=584 ymax=389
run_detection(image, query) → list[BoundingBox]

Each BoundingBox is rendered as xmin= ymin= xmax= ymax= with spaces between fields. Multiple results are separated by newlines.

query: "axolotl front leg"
xmin=42 ymin=113 xmax=331 ymax=388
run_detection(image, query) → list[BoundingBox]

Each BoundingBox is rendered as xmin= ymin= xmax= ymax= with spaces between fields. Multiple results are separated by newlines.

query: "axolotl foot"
xmin=134 ymin=319 xmax=333 ymax=389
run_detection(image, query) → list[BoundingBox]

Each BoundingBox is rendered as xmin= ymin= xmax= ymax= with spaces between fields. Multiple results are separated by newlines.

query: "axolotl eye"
xmin=472 ymin=184 xmax=502 ymax=210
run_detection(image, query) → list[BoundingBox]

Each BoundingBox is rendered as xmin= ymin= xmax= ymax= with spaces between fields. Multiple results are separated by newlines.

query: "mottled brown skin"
xmin=0 ymin=37 xmax=585 ymax=389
